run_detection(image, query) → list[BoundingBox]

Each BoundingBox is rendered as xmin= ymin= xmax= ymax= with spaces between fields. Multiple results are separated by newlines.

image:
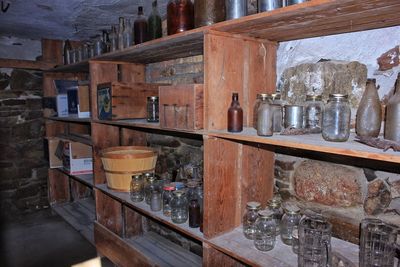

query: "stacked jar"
xmin=243 ymin=202 xmax=262 ymax=240
xmin=280 ymin=203 xmax=301 ymax=245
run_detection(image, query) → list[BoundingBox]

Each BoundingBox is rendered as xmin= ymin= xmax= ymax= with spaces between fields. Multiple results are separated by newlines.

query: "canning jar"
xmin=130 ymin=174 xmax=144 ymax=202
xmin=243 ymin=201 xmax=261 ymax=240
xmin=144 ymin=173 xmax=158 ymax=205
xmin=147 ymin=96 xmax=159 ymax=122
xmin=280 ymin=203 xmax=301 ymax=245
xmin=253 ymin=93 xmax=268 ymax=129
xmin=162 ymin=184 xmax=175 ymax=217
xmin=254 ymin=209 xmax=276 ymax=251
xmin=305 ymin=95 xmax=323 ymax=131
xmin=267 ymin=197 xmax=283 ymax=235
xmin=150 ymin=190 xmax=162 ymax=211
xmin=322 ymin=94 xmax=351 ymax=142
xmin=171 ymin=190 xmax=188 ymax=224
xmin=271 ymin=93 xmax=283 ymax=132
xmin=257 ymin=94 xmax=273 ymax=136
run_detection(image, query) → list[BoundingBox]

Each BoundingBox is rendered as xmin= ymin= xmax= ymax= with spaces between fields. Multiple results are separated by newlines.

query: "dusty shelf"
xmin=45 ymin=116 xmax=91 ymax=124
xmin=56 ymin=168 xmax=94 ymax=188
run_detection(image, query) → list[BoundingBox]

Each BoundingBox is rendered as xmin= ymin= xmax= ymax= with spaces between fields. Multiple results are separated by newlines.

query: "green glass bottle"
xmin=148 ymin=0 xmax=162 ymax=40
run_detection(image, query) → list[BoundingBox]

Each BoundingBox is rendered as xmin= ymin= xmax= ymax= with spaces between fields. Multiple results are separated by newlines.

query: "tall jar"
xmin=257 ymin=95 xmax=273 ymax=136
xmin=280 ymin=203 xmax=301 ymax=245
xmin=63 ymin=40 xmax=72 ymax=65
xmin=305 ymin=95 xmax=323 ymax=132
xmin=384 ymin=73 xmax=400 ymax=142
xmin=225 ymin=0 xmax=247 ymax=20
xmin=243 ymin=201 xmax=261 ymax=240
xmin=171 ymin=190 xmax=189 ymax=224
xmin=194 ymin=0 xmax=225 ymax=27
xmin=130 ymin=174 xmax=144 ymax=202
xmin=167 ymin=0 xmax=194 ymax=35
xmin=144 ymin=173 xmax=158 ymax=205
xmin=147 ymin=96 xmax=159 ymax=122
xmin=162 ymin=184 xmax=175 ymax=217
xmin=267 ymin=197 xmax=283 ymax=235
xmin=271 ymin=93 xmax=283 ymax=132
xmin=322 ymin=94 xmax=351 ymax=142
xmin=227 ymin=92 xmax=243 ymax=132
xmin=253 ymin=93 xmax=268 ymax=129
xmin=254 ymin=209 xmax=276 ymax=252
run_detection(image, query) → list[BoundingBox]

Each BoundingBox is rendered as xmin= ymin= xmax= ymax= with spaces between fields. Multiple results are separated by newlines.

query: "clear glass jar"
xmin=322 ymin=94 xmax=351 ymax=142
xmin=280 ymin=203 xmax=301 ymax=245
xmin=267 ymin=197 xmax=283 ymax=235
xmin=253 ymin=93 xmax=268 ymax=129
xmin=162 ymin=184 xmax=175 ymax=217
xmin=271 ymin=93 xmax=283 ymax=132
xmin=144 ymin=173 xmax=158 ymax=205
xmin=130 ymin=174 xmax=144 ymax=202
xmin=150 ymin=190 xmax=162 ymax=211
xmin=254 ymin=209 xmax=276 ymax=252
xmin=147 ymin=96 xmax=159 ymax=122
xmin=243 ymin=201 xmax=261 ymax=240
xmin=257 ymin=94 xmax=273 ymax=136
xmin=171 ymin=190 xmax=188 ymax=224
xmin=305 ymin=95 xmax=323 ymax=132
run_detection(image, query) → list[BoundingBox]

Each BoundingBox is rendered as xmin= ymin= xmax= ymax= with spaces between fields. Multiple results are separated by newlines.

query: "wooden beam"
xmin=0 ymin=58 xmax=56 ymax=71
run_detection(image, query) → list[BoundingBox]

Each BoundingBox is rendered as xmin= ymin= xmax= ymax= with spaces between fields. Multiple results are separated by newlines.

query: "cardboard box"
xmin=56 ymin=94 xmax=68 ymax=117
xmin=62 ymin=141 xmax=93 ymax=175
xmin=77 ymin=84 xmax=91 ymax=118
xmin=46 ymin=137 xmax=63 ymax=168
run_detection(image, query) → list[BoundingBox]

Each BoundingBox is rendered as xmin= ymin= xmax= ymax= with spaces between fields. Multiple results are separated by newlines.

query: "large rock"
xmin=364 ymin=179 xmax=391 ymax=215
xmin=10 ymin=69 xmax=42 ymax=91
xmin=294 ymin=160 xmax=365 ymax=207
xmin=0 ymin=72 xmax=10 ymax=90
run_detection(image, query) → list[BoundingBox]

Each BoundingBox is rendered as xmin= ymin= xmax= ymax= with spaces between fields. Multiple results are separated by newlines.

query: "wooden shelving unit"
xmin=56 ymin=168 xmax=94 ymax=188
xmin=43 ymin=1 xmax=400 ymax=266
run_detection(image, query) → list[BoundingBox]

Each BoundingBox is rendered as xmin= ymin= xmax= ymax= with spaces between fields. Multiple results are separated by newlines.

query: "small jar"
xmin=280 ymin=203 xmax=301 ymax=245
xmin=271 ymin=93 xmax=283 ymax=132
xmin=162 ymin=184 xmax=175 ymax=217
xmin=254 ymin=209 xmax=276 ymax=252
xmin=147 ymin=96 xmax=159 ymax=122
xmin=189 ymin=199 xmax=200 ymax=228
xmin=243 ymin=201 xmax=261 ymax=240
xmin=253 ymin=93 xmax=268 ymax=129
xmin=257 ymin=94 xmax=273 ymax=136
xmin=171 ymin=190 xmax=188 ymax=224
xmin=284 ymin=105 xmax=304 ymax=129
xmin=150 ymin=190 xmax=162 ymax=211
xmin=144 ymin=173 xmax=158 ymax=205
xmin=322 ymin=94 xmax=351 ymax=142
xmin=130 ymin=174 xmax=144 ymax=202
xmin=267 ymin=197 xmax=283 ymax=235
xmin=305 ymin=95 xmax=323 ymax=132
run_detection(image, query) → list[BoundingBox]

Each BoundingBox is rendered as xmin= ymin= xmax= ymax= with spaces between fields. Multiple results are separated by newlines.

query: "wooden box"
xmin=97 ymin=82 xmax=159 ymax=120
xmin=159 ymin=84 xmax=204 ymax=130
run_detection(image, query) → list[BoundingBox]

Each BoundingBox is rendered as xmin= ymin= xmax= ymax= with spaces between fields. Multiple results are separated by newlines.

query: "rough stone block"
xmin=377 ymin=45 xmax=400 ymax=71
xmin=364 ymin=179 xmax=391 ymax=215
xmin=10 ymin=69 xmax=42 ymax=91
xmin=1 ymin=99 xmax=26 ymax=106
xmin=0 ymin=72 xmax=10 ymax=90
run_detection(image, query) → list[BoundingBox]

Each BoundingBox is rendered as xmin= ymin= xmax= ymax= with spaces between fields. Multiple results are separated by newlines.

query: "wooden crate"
xmin=97 ymin=82 xmax=159 ymax=120
xmin=159 ymin=84 xmax=204 ymax=130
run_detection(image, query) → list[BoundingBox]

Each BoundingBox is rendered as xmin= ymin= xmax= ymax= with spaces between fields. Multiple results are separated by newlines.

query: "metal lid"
xmin=329 ymin=93 xmax=348 ymax=99
xmin=148 ymin=96 xmax=158 ymax=100
xmin=132 ymin=174 xmax=142 ymax=179
xmin=163 ymin=184 xmax=175 ymax=191
xmin=268 ymin=198 xmax=281 ymax=208
xmin=246 ymin=201 xmax=261 ymax=210
xmin=306 ymin=95 xmax=322 ymax=101
xmin=173 ymin=190 xmax=185 ymax=197
xmin=271 ymin=93 xmax=281 ymax=101
xmin=171 ymin=182 xmax=185 ymax=190
xmin=283 ymin=203 xmax=300 ymax=214
xmin=258 ymin=209 xmax=274 ymax=218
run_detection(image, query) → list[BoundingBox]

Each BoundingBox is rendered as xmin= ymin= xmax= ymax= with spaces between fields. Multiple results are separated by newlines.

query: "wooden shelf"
xmin=57 ymin=133 xmax=92 ymax=146
xmin=0 ymin=58 xmax=56 ymax=71
xmin=45 ymin=116 xmax=91 ymax=123
xmin=50 ymin=60 xmax=89 ymax=73
xmin=96 ymin=184 xmax=204 ymax=242
xmin=208 ymin=128 xmax=400 ymax=164
xmin=52 ymin=197 xmax=96 ymax=244
xmin=56 ymin=168 xmax=94 ymax=188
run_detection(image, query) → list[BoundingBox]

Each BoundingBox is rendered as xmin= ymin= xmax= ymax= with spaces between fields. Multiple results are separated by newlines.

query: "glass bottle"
xmin=258 ymin=0 xmax=282 ymax=12
xmin=322 ymin=94 xmax=351 ymax=142
xmin=280 ymin=203 xmax=301 ymax=245
xmin=148 ymin=0 xmax=162 ymax=40
xmin=384 ymin=73 xmax=400 ymax=142
xmin=257 ymin=94 xmax=273 ymax=136
xmin=134 ymin=6 xmax=148 ymax=45
xmin=150 ymin=190 xmax=162 ymax=211
xmin=253 ymin=93 xmax=268 ymax=129
xmin=144 ymin=173 xmax=158 ymax=205
xmin=63 ymin=39 xmax=72 ymax=65
xmin=162 ymin=184 xmax=175 ymax=217
xmin=243 ymin=201 xmax=261 ymax=240
xmin=194 ymin=0 xmax=225 ymax=27
xmin=305 ymin=95 xmax=323 ymax=132
xmin=118 ymin=17 xmax=125 ymax=50
xmin=225 ymin=0 xmax=247 ymax=20
xmin=195 ymin=185 xmax=204 ymax=214
xmin=189 ymin=199 xmax=201 ymax=228
xmin=123 ymin=18 xmax=133 ymax=48
xmin=109 ymin=25 xmax=118 ymax=52
xmin=171 ymin=190 xmax=188 ymax=224
xmin=356 ymin=79 xmax=382 ymax=137
xmin=80 ymin=44 xmax=88 ymax=60
xmin=101 ymin=30 xmax=110 ymax=53
xmin=167 ymin=0 xmax=194 ymax=35
xmin=147 ymin=96 xmax=159 ymax=122
xmin=267 ymin=197 xmax=283 ymax=235
xmin=186 ymin=180 xmax=199 ymax=201
xmin=271 ymin=93 xmax=283 ymax=132
xmin=254 ymin=209 xmax=276 ymax=252
xmin=130 ymin=174 xmax=144 ymax=202
xmin=94 ymin=36 xmax=103 ymax=56
xmin=227 ymin=92 xmax=243 ymax=132
xmin=69 ymin=49 xmax=76 ymax=64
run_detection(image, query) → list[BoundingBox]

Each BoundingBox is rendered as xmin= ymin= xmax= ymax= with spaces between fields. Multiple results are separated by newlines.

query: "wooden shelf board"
xmin=56 ymin=168 xmax=94 ymax=188
xmin=207 ymin=227 xmax=360 ymax=267
xmin=0 ymin=58 xmax=56 ymax=71
xmin=52 ymin=197 xmax=96 ymax=244
xmin=96 ymin=183 xmax=204 ymax=242
xmin=57 ymin=133 xmax=92 ymax=146
xmin=45 ymin=116 xmax=92 ymax=123
xmin=207 ymin=128 xmax=400 ymax=164
xmin=50 ymin=60 xmax=90 ymax=73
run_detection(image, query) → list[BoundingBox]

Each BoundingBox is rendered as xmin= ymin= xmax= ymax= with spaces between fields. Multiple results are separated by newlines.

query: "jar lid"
xmin=271 ymin=93 xmax=281 ymax=100
xmin=268 ymin=198 xmax=281 ymax=208
xmin=171 ymin=182 xmax=185 ymax=190
xmin=132 ymin=174 xmax=141 ymax=179
xmin=186 ymin=180 xmax=199 ymax=188
xmin=283 ymin=203 xmax=300 ymax=214
xmin=306 ymin=95 xmax=322 ymax=101
xmin=258 ymin=209 xmax=274 ymax=218
xmin=173 ymin=190 xmax=185 ymax=196
xmin=148 ymin=96 xmax=158 ymax=100
xmin=163 ymin=184 xmax=175 ymax=191
xmin=246 ymin=201 xmax=261 ymax=210
xmin=144 ymin=172 xmax=154 ymax=177
xmin=329 ymin=93 xmax=348 ymax=99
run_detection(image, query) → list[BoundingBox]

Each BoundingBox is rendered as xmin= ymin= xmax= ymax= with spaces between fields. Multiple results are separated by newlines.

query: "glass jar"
xmin=267 ymin=197 xmax=283 ymax=235
xmin=147 ymin=96 xmax=159 ymax=122
xmin=144 ymin=173 xmax=158 ymax=205
xmin=257 ymin=94 xmax=273 ymax=136
xmin=171 ymin=190 xmax=188 ymax=224
xmin=194 ymin=185 xmax=204 ymax=213
xmin=69 ymin=49 xmax=76 ymax=64
xmin=271 ymin=93 xmax=283 ymax=132
xmin=254 ymin=209 xmax=276 ymax=252
xmin=243 ymin=201 xmax=261 ymax=240
xmin=322 ymin=94 xmax=351 ymax=142
xmin=162 ymin=184 xmax=175 ymax=217
xmin=167 ymin=0 xmax=194 ymax=35
xmin=253 ymin=93 xmax=265 ymax=129
xmin=305 ymin=95 xmax=323 ymax=132
xmin=81 ymin=44 xmax=88 ymax=60
xmin=189 ymin=199 xmax=201 ymax=228
xmin=130 ymin=174 xmax=144 ymax=202
xmin=225 ymin=0 xmax=247 ymax=20
xmin=117 ymin=17 xmax=125 ymax=50
xmin=124 ymin=17 xmax=133 ymax=48
xmin=150 ymin=190 xmax=162 ymax=211
xmin=280 ymin=203 xmax=301 ymax=245
xmin=194 ymin=0 xmax=225 ymax=27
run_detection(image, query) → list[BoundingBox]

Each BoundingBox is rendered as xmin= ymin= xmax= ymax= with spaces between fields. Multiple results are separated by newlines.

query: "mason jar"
xmin=305 ymin=95 xmax=323 ymax=132
xmin=280 ymin=203 xmax=301 ymax=245
xmin=144 ymin=173 xmax=158 ymax=205
xmin=130 ymin=174 xmax=144 ymax=202
xmin=253 ymin=93 xmax=268 ymax=129
xmin=267 ymin=197 xmax=283 ymax=235
xmin=254 ymin=209 xmax=276 ymax=251
xmin=171 ymin=190 xmax=188 ymax=224
xmin=146 ymin=96 xmax=159 ymax=122
xmin=271 ymin=93 xmax=284 ymax=132
xmin=322 ymin=94 xmax=351 ymax=142
xmin=162 ymin=184 xmax=175 ymax=217
xmin=257 ymin=94 xmax=273 ymax=136
xmin=243 ymin=201 xmax=261 ymax=240
xmin=150 ymin=190 xmax=162 ymax=211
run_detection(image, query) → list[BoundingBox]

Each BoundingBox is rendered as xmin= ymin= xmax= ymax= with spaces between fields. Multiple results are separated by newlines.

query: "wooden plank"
xmin=70 ymin=179 xmax=91 ymax=201
xmin=123 ymin=206 xmax=143 ymax=239
xmin=42 ymin=39 xmax=63 ymax=64
xmin=91 ymin=122 xmax=120 ymax=185
xmin=119 ymin=63 xmax=145 ymax=83
xmin=95 ymin=188 xmax=123 ymax=236
xmin=0 ymin=58 xmax=56 ymax=70
xmin=45 ymin=120 xmax=66 ymax=138
xmin=48 ymin=169 xmax=70 ymax=204
xmin=45 ymin=116 xmax=91 ymax=124
xmin=203 ymin=243 xmax=246 ymax=267
xmin=120 ymin=128 xmax=147 ymax=146
xmin=57 ymin=133 xmax=92 ymax=146
xmin=94 ymin=222 xmax=155 ymax=267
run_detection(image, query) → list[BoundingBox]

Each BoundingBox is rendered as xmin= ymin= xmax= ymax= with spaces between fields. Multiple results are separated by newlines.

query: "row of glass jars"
xmin=254 ymin=93 xmax=351 ymax=142
xmin=130 ymin=172 xmax=203 ymax=229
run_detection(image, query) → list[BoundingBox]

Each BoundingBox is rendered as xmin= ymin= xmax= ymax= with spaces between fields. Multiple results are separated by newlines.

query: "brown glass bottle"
xmin=227 ymin=92 xmax=243 ymax=132
xmin=167 ymin=0 xmax=194 ymax=35
xmin=134 ymin=6 xmax=148 ymax=44
xmin=189 ymin=199 xmax=200 ymax=228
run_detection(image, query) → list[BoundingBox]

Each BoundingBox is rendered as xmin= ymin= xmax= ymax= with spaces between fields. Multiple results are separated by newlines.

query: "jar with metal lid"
xmin=150 ymin=190 xmax=162 ymax=211
xmin=305 ymin=95 xmax=323 ymax=132
xmin=144 ymin=173 xmax=159 ymax=205
xmin=162 ymin=184 xmax=175 ymax=217
xmin=254 ymin=209 xmax=276 ymax=251
xmin=322 ymin=94 xmax=351 ymax=142
xmin=257 ymin=94 xmax=273 ymax=136
xmin=147 ymin=96 xmax=159 ymax=122
xmin=280 ymin=203 xmax=301 ymax=245
xmin=253 ymin=93 xmax=268 ymax=129
xmin=243 ymin=201 xmax=262 ymax=240
xmin=171 ymin=190 xmax=188 ymax=224
xmin=130 ymin=174 xmax=144 ymax=202
xmin=271 ymin=93 xmax=283 ymax=132
xmin=267 ymin=197 xmax=283 ymax=235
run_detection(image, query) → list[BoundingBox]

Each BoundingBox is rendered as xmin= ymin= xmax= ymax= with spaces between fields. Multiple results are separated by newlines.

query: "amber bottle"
xmin=134 ymin=6 xmax=148 ymax=44
xmin=227 ymin=92 xmax=243 ymax=132
xmin=167 ymin=0 xmax=194 ymax=35
xmin=189 ymin=199 xmax=200 ymax=228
